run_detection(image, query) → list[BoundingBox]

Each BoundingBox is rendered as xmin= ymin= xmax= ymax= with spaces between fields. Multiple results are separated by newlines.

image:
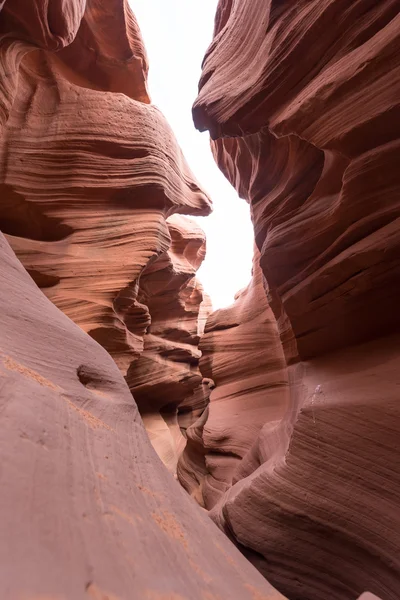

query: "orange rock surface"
xmin=0 ymin=0 xmax=211 ymax=466
xmin=178 ymin=250 xmax=289 ymax=508
xmin=128 ymin=215 xmax=211 ymax=473
xmin=193 ymin=1 xmax=400 ymax=599
xmin=0 ymin=231 xmax=287 ymax=599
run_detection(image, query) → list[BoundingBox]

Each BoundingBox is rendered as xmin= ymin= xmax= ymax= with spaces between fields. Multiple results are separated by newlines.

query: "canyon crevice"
xmin=0 ymin=1 xmax=285 ymax=598
xmin=0 ymin=0 xmax=398 ymax=599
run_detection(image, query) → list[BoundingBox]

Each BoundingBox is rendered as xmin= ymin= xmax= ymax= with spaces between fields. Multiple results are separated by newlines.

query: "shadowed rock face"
xmin=0 ymin=0 xmax=211 ymax=466
xmin=0 ymin=231 xmax=288 ymax=599
xmin=194 ymin=0 xmax=400 ymax=361
xmin=193 ymin=1 xmax=400 ymax=599
xmin=178 ymin=249 xmax=290 ymax=508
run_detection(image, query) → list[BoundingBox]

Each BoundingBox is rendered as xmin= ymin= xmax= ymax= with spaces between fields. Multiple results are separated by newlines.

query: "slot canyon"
xmin=0 ymin=1 xmax=399 ymax=599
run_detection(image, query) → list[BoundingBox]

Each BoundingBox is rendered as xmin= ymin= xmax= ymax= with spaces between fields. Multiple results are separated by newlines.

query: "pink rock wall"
xmin=192 ymin=1 xmax=400 ymax=599
xmin=0 ymin=1 xmax=287 ymax=597
xmin=0 ymin=0 xmax=211 ymax=467
xmin=128 ymin=215 xmax=211 ymax=472
xmin=194 ymin=0 xmax=400 ymax=358
xmin=178 ymin=250 xmax=289 ymax=508
xmin=0 ymin=230 xmax=287 ymax=599
xmin=1 ymin=1 xmax=398 ymax=598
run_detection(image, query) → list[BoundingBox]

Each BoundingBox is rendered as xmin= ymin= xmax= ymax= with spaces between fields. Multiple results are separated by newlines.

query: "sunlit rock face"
xmin=0 ymin=230 xmax=289 ymax=599
xmin=0 ymin=1 xmax=289 ymax=597
xmin=127 ymin=215 xmax=212 ymax=473
xmin=193 ymin=1 xmax=400 ymax=599
xmin=0 ymin=0 xmax=211 ymax=467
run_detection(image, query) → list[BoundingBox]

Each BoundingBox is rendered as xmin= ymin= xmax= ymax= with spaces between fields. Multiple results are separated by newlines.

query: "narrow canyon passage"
xmin=133 ymin=0 xmax=255 ymax=310
xmin=0 ymin=1 xmax=399 ymax=600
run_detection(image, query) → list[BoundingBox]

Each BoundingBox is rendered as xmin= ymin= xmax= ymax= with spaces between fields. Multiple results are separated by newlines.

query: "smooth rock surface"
xmin=0 ymin=231 xmax=288 ymax=598
xmin=211 ymin=334 xmax=400 ymax=600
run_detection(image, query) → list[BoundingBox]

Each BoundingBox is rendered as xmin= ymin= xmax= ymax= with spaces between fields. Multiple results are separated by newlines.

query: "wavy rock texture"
xmin=178 ymin=250 xmax=289 ymax=508
xmin=0 ymin=0 xmax=211 ymax=465
xmin=194 ymin=0 xmax=400 ymax=360
xmin=0 ymin=231 xmax=289 ymax=599
xmin=210 ymin=336 xmax=400 ymax=600
xmin=193 ymin=1 xmax=400 ymax=599
xmin=127 ymin=215 xmax=211 ymax=473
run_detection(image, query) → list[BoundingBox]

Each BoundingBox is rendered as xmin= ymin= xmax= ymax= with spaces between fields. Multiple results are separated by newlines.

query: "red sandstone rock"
xmin=210 ymin=335 xmax=400 ymax=599
xmin=2 ymin=0 xmax=399 ymax=597
xmin=127 ymin=215 xmax=210 ymax=471
xmin=178 ymin=250 xmax=289 ymax=508
xmin=0 ymin=0 xmax=211 ymax=464
xmin=1 ymin=1 xmax=287 ymax=597
xmin=0 ymin=231 xmax=287 ymax=599
xmin=194 ymin=0 xmax=400 ymax=359
xmin=193 ymin=1 xmax=400 ymax=599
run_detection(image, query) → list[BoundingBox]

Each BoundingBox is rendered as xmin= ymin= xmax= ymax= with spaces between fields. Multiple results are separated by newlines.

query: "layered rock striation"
xmin=0 ymin=230 xmax=288 ymax=599
xmin=0 ymin=1 xmax=286 ymax=597
xmin=1 ymin=0 xmax=398 ymax=598
xmin=178 ymin=250 xmax=290 ymax=508
xmin=193 ymin=1 xmax=400 ymax=599
xmin=0 ymin=0 xmax=211 ymax=466
xmin=128 ymin=215 xmax=211 ymax=473
xmin=194 ymin=0 xmax=400 ymax=360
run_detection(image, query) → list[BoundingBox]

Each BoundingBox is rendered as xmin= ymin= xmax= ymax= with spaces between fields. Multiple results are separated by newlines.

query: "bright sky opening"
xmin=132 ymin=0 xmax=254 ymax=310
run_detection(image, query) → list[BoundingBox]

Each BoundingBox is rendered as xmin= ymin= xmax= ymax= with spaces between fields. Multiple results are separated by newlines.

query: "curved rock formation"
xmin=127 ymin=215 xmax=211 ymax=472
xmin=193 ymin=1 xmax=400 ymax=599
xmin=178 ymin=250 xmax=289 ymax=508
xmin=0 ymin=231 xmax=288 ymax=599
xmin=2 ymin=0 xmax=398 ymax=598
xmin=0 ymin=0 xmax=211 ymax=465
xmin=0 ymin=1 xmax=285 ymax=596
xmin=194 ymin=0 xmax=400 ymax=360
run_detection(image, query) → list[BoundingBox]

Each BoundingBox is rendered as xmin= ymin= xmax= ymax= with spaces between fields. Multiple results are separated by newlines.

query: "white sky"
xmin=131 ymin=0 xmax=254 ymax=309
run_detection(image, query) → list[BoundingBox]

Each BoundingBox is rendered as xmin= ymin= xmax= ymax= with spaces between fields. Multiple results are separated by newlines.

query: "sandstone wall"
xmin=0 ymin=0 xmax=211 ymax=468
xmin=128 ymin=215 xmax=211 ymax=472
xmin=0 ymin=1 xmax=288 ymax=597
xmin=0 ymin=1 xmax=397 ymax=598
xmin=178 ymin=249 xmax=290 ymax=508
xmin=192 ymin=1 xmax=400 ymax=599
xmin=0 ymin=229 xmax=288 ymax=599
